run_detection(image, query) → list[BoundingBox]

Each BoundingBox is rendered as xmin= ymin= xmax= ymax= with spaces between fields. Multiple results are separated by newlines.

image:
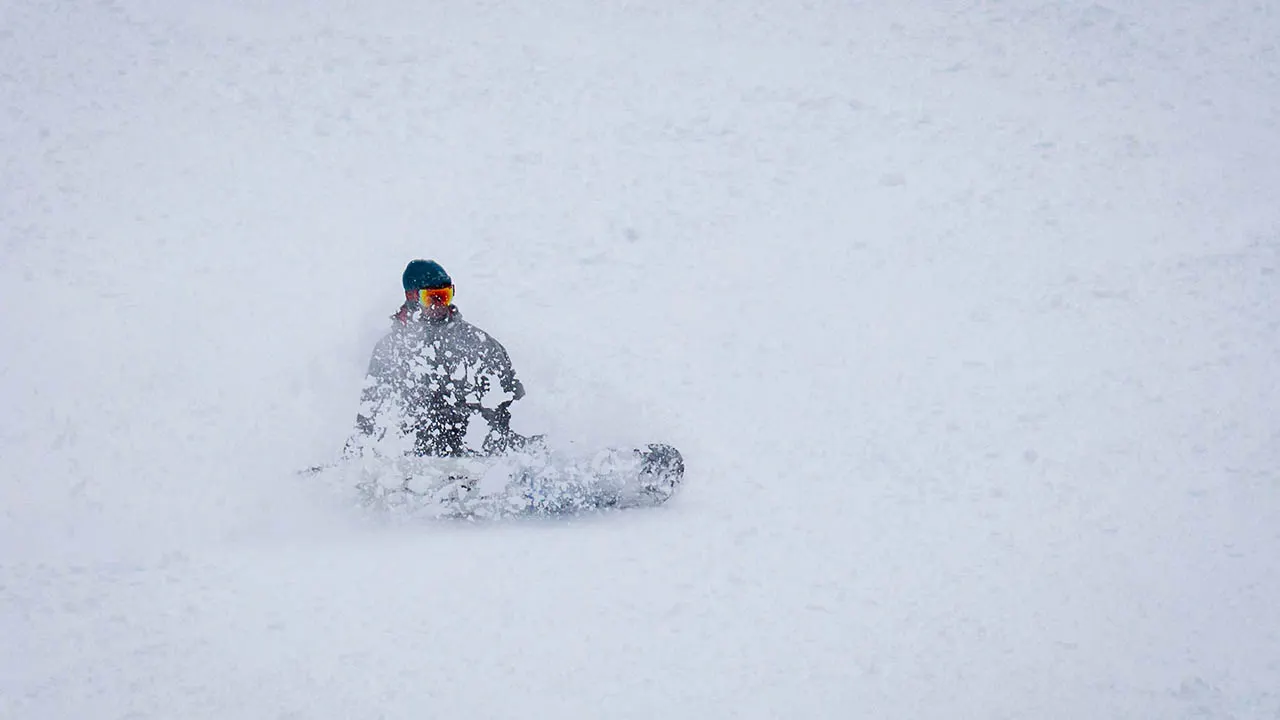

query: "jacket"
xmin=347 ymin=304 xmax=525 ymax=457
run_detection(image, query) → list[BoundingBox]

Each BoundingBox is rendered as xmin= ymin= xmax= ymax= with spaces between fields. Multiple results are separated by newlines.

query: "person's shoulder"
xmin=455 ymin=320 xmax=495 ymax=343
xmin=447 ymin=311 xmax=506 ymax=349
xmin=444 ymin=307 xmax=482 ymax=334
xmin=370 ymin=328 xmax=401 ymax=359
xmin=375 ymin=316 xmax=422 ymax=349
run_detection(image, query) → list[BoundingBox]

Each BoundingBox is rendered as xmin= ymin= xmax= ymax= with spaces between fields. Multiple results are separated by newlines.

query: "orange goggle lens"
xmin=415 ymin=286 xmax=455 ymax=306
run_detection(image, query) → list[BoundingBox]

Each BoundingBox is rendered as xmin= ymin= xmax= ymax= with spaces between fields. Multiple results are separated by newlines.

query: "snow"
xmin=2 ymin=0 xmax=1278 ymax=717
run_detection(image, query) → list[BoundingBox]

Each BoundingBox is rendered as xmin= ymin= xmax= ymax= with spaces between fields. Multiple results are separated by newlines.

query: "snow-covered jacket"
xmin=346 ymin=304 xmax=525 ymax=457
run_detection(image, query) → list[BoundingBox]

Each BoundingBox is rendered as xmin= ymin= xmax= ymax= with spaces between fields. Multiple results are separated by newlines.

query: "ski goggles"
xmin=410 ymin=286 xmax=455 ymax=306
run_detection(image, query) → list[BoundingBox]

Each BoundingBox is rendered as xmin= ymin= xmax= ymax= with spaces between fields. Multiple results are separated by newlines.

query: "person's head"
xmin=402 ymin=259 xmax=454 ymax=320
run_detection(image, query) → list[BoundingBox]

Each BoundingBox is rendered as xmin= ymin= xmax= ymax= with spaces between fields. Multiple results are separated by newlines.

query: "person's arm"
xmin=494 ymin=342 xmax=525 ymax=402
xmin=470 ymin=333 xmax=526 ymax=451
xmin=343 ymin=336 xmax=397 ymax=457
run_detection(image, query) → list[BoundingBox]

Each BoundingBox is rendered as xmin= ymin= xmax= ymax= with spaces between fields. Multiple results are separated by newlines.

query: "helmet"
xmin=402 ymin=259 xmax=452 ymax=290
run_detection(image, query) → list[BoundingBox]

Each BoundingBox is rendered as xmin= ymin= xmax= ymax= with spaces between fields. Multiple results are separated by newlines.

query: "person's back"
xmin=346 ymin=260 xmax=525 ymax=458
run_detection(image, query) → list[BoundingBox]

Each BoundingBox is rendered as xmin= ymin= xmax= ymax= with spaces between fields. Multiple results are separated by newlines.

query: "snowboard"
xmin=326 ymin=443 xmax=684 ymax=520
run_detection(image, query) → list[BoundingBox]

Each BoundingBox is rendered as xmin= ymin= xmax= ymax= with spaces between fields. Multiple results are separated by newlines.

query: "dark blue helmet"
xmin=402 ymin=259 xmax=452 ymax=290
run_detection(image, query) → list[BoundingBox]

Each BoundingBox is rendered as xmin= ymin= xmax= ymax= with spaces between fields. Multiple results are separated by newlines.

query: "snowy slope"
xmin=3 ymin=0 xmax=1278 ymax=717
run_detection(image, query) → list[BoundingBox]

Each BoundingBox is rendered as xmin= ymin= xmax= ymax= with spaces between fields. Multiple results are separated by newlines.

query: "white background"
xmin=2 ymin=0 xmax=1278 ymax=717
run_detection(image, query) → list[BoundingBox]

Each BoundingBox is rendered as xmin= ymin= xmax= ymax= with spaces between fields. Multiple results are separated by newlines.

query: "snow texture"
xmin=2 ymin=0 xmax=1278 ymax=717
xmin=334 ymin=445 xmax=680 ymax=520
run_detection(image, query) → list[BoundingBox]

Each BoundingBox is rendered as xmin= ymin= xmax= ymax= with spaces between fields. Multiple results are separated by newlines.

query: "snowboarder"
xmin=344 ymin=260 xmax=528 ymax=458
